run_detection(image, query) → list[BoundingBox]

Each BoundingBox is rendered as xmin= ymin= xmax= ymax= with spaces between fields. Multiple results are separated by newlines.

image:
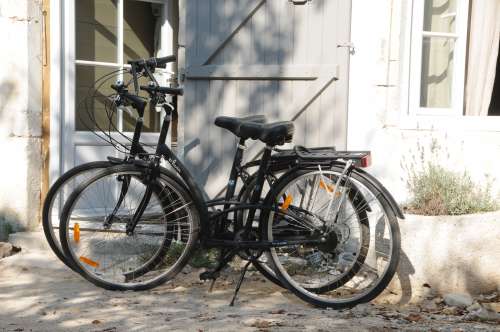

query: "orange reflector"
xmin=319 ymin=181 xmax=341 ymax=197
xmin=74 ymin=223 xmax=80 ymax=243
xmin=79 ymin=256 xmax=99 ymax=268
xmin=280 ymin=194 xmax=293 ymax=210
xmin=319 ymin=180 xmax=334 ymax=193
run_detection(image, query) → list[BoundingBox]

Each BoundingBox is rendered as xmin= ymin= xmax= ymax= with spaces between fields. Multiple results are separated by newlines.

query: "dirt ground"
xmin=0 ymin=250 xmax=498 ymax=332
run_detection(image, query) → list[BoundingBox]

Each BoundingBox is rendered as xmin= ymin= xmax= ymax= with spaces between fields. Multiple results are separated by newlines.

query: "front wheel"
xmin=59 ymin=164 xmax=200 ymax=291
xmin=261 ymin=167 xmax=401 ymax=309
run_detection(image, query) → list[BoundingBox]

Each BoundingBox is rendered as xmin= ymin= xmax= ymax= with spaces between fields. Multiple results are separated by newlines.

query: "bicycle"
xmin=55 ymin=57 xmax=404 ymax=309
xmin=42 ymin=56 xmax=267 ymax=273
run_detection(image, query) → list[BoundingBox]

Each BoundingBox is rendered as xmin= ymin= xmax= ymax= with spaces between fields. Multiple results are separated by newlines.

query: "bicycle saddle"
xmin=238 ymin=121 xmax=294 ymax=146
xmin=214 ymin=115 xmax=267 ymax=136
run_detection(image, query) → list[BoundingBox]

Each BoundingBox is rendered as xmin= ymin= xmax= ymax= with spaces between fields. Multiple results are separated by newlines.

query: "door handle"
xmin=337 ymin=43 xmax=356 ymax=55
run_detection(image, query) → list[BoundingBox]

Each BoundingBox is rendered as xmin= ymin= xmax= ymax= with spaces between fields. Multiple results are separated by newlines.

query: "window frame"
xmin=50 ymin=0 xmax=174 ymax=184
xmin=72 ymin=0 xmax=171 ymax=134
xmin=409 ymin=0 xmax=470 ymax=116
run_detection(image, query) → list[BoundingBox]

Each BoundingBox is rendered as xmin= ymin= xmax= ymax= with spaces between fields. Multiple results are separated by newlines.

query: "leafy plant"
xmin=406 ymin=163 xmax=498 ymax=215
xmin=189 ymin=248 xmax=218 ymax=268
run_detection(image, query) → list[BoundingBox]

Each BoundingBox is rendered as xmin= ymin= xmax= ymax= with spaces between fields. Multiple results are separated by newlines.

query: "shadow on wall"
xmin=0 ymin=68 xmax=42 ymax=233
xmin=181 ymin=1 xmax=333 ymax=194
xmin=0 ymin=0 xmax=43 ymax=233
xmin=0 ymin=81 xmax=24 ymax=239
xmin=385 ymin=213 xmax=500 ymax=304
xmin=393 ymin=250 xmax=415 ymax=305
xmin=0 ymin=81 xmax=16 ymax=116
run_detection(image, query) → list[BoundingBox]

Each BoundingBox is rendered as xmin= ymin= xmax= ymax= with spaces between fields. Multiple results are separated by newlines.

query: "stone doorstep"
xmin=8 ymin=231 xmax=51 ymax=252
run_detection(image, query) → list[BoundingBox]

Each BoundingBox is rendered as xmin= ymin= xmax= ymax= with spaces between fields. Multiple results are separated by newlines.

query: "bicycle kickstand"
xmin=229 ymin=260 xmax=252 ymax=307
xmin=199 ymin=249 xmax=234 ymax=293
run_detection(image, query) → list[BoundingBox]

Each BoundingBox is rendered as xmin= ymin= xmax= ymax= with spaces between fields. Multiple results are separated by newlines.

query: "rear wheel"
xmin=240 ymin=169 xmax=370 ymax=290
xmin=59 ymin=164 xmax=200 ymax=291
xmin=262 ymin=167 xmax=400 ymax=308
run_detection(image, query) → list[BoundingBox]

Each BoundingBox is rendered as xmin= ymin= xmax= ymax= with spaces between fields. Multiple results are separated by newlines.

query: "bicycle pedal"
xmin=199 ymin=270 xmax=220 ymax=281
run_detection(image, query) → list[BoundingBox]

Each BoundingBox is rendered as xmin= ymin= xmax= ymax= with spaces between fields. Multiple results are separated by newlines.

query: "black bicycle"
xmin=43 ymin=56 xmax=275 ymax=284
xmin=53 ymin=56 xmax=404 ymax=309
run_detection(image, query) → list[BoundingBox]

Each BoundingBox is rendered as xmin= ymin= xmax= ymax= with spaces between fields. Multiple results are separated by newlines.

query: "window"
xmin=409 ymin=0 xmax=469 ymax=116
xmin=74 ymin=0 xmax=167 ymax=132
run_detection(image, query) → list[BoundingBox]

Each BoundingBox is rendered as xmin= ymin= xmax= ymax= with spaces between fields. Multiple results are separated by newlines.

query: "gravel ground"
xmin=0 ymin=250 xmax=498 ymax=332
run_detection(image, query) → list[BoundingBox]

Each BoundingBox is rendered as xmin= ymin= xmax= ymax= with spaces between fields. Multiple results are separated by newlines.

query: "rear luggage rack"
xmin=268 ymin=146 xmax=371 ymax=171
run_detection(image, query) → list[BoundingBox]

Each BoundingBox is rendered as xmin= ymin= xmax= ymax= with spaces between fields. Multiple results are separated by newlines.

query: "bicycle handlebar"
xmin=128 ymin=55 xmax=176 ymax=70
xmin=140 ymin=85 xmax=184 ymax=96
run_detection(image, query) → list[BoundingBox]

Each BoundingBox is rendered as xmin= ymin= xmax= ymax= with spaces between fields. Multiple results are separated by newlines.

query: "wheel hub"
xmin=317 ymin=231 xmax=339 ymax=252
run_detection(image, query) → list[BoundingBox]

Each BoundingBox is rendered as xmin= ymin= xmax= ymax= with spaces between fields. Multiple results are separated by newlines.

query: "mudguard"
xmin=352 ymin=167 xmax=405 ymax=219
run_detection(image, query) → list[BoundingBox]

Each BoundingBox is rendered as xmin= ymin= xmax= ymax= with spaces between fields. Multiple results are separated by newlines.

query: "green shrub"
xmin=406 ymin=163 xmax=499 ymax=215
xmin=188 ymin=248 xmax=218 ymax=268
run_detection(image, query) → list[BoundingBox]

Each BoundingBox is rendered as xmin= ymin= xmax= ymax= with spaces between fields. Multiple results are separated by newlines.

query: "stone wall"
xmin=0 ymin=0 xmax=43 ymax=239
xmin=382 ymin=212 xmax=500 ymax=303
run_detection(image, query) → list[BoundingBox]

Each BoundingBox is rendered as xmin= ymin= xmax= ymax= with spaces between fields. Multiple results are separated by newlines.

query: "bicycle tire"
xmin=261 ymin=166 xmax=400 ymax=309
xmin=42 ymin=161 xmax=116 ymax=270
xmin=42 ymin=161 xmax=191 ymax=271
xmin=59 ymin=164 xmax=200 ymax=291
xmin=239 ymin=169 xmax=370 ymax=290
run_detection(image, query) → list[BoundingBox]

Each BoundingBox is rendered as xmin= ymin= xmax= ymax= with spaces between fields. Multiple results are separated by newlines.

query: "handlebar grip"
xmin=150 ymin=55 xmax=176 ymax=68
xmin=129 ymin=55 xmax=176 ymax=69
xmin=140 ymin=85 xmax=184 ymax=96
xmin=157 ymin=86 xmax=183 ymax=96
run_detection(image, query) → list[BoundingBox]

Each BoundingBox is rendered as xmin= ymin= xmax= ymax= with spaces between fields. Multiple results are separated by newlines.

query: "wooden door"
xmin=178 ymin=0 xmax=352 ymax=196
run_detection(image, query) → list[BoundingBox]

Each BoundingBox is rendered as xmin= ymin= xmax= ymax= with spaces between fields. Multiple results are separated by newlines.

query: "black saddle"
xmin=214 ymin=115 xmax=267 ymax=137
xmin=215 ymin=115 xmax=294 ymax=146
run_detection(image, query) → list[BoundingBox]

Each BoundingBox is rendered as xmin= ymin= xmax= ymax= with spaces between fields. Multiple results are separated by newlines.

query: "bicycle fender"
xmin=353 ymin=167 xmax=405 ymax=219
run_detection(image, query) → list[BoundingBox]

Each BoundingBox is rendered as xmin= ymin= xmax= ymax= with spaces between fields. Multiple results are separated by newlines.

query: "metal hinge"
xmin=337 ymin=42 xmax=356 ymax=55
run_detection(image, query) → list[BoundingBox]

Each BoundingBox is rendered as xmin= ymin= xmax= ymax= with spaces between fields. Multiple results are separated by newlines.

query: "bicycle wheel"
xmin=240 ymin=169 xmax=370 ymax=290
xmin=262 ymin=167 xmax=400 ymax=308
xmin=43 ymin=161 xmax=191 ymax=271
xmin=43 ymin=161 xmax=117 ymax=270
xmin=59 ymin=164 xmax=200 ymax=291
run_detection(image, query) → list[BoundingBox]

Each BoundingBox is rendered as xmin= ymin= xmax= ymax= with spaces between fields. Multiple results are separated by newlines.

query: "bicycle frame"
xmin=112 ymin=97 xmax=325 ymax=251
xmin=108 ymin=60 xmax=401 ymax=253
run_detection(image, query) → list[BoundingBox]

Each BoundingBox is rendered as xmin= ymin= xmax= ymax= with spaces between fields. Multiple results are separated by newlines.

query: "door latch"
xmin=337 ymin=42 xmax=356 ymax=55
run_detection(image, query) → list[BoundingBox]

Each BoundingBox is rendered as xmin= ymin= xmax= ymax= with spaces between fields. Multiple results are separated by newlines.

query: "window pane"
xmin=76 ymin=0 xmax=117 ymax=62
xmin=423 ymin=0 xmax=456 ymax=33
xmin=121 ymin=72 xmax=161 ymax=133
xmin=75 ymin=65 xmax=118 ymax=131
xmin=420 ymin=37 xmax=455 ymax=108
xmin=123 ymin=1 xmax=160 ymax=62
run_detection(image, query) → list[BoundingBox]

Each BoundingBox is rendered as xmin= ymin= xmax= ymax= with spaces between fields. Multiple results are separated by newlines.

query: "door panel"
xmin=180 ymin=0 xmax=351 ymax=197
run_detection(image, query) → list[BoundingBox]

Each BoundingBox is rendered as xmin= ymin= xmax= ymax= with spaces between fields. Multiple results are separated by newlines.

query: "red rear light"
xmin=360 ymin=154 xmax=371 ymax=168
